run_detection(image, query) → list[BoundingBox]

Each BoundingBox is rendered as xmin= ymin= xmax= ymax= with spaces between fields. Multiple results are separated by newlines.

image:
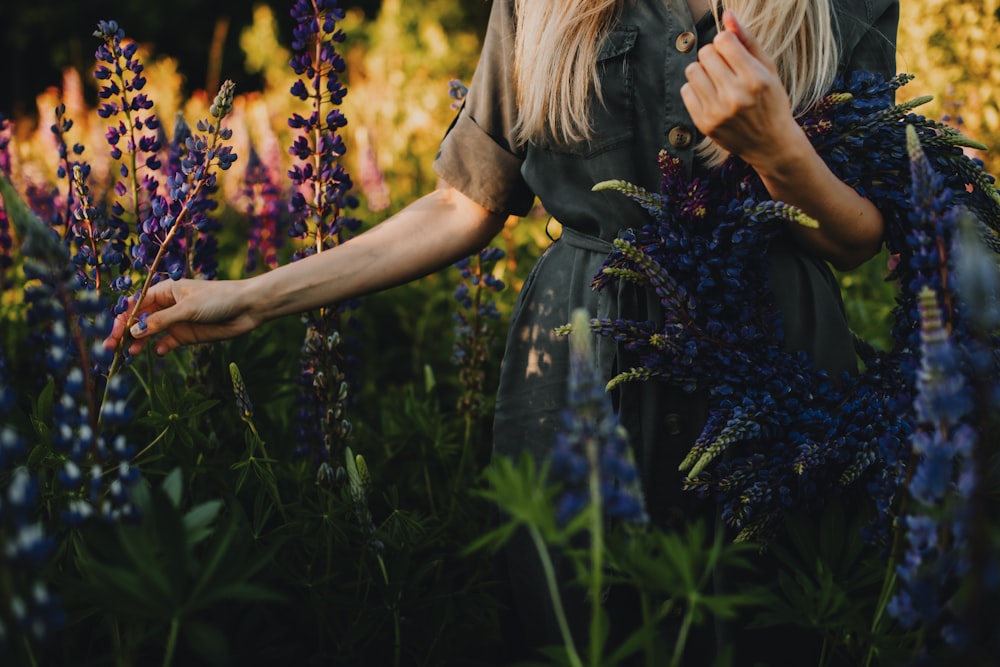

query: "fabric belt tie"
xmin=557 ymin=225 xmax=651 ymax=392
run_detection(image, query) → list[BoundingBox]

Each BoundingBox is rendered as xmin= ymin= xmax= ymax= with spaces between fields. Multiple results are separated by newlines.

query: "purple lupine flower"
xmin=1 ymin=162 xmax=142 ymax=525
xmin=243 ymin=147 xmax=285 ymax=273
xmin=286 ymin=0 xmax=358 ymax=258
xmin=286 ymin=0 xmax=361 ymax=471
xmin=93 ymin=20 xmax=162 ymax=241
xmin=356 ymin=128 xmax=390 ymax=213
xmin=550 ymin=309 xmax=647 ymax=526
xmin=453 ymin=246 xmax=505 ymax=416
xmin=585 ymin=72 xmax=1000 ymax=545
xmin=448 ymin=79 xmax=469 ymax=110
xmin=124 ymin=80 xmax=237 ymax=328
xmin=0 ymin=115 xmax=13 ymax=286
xmin=888 ymin=286 xmax=976 ymax=644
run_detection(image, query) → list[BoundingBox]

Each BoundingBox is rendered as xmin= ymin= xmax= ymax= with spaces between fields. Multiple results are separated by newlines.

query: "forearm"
xmin=245 ymin=186 xmax=507 ymax=321
xmin=749 ymin=127 xmax=884 ymax=271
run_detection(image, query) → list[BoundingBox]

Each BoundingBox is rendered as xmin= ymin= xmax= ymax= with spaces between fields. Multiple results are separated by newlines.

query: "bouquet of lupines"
xmin=590 ymin=72 xmax=1000 ymax=541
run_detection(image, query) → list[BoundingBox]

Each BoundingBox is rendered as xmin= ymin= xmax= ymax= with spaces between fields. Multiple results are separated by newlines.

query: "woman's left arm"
xmin=681 ymin=10 xmax=883 ymax=271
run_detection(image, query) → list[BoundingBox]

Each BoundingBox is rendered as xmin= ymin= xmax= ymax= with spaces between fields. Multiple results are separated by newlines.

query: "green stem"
xmin=641 ymin=589 xmax=655 ymax=667
xmin=110 ymin=616 xmax=127 ymax=667
xmin=20 ymin=633 xmax=39 ymax=667
xmin=448 ymin=413 xmax=473 ymax=520
xmin=162 ymin=617 xmax=180 ymax=667
xmin=527 ymin=525 xmax=584 ymax=667
xmin=124 ymin=426 xmax=171 ymax=467
xmin=669 ymin=599 xmax=695 ymax=667
xmin=252 ymin=433 xmax=288 ymax=522
xmin=588 ymin=479 xmax=604 ymax=667
xmin=376 ymin=554 xmax=401 ymax=667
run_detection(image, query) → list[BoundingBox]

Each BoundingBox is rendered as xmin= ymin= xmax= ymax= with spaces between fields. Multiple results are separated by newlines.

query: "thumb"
xmin=722 ymin=10 xmax=770 ymax=65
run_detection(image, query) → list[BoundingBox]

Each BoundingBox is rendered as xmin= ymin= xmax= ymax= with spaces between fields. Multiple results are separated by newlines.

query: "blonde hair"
xmin=512 ymin=0 xmax=839 ymax=165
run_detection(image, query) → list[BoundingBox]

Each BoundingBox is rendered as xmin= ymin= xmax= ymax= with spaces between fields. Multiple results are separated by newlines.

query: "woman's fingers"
xmin=720 ymin=10 xmax=772 ymax=69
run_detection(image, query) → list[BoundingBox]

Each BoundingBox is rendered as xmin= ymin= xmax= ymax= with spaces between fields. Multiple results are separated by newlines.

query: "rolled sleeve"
xmin=432 ymin=0 xmax=535 ymax=216
xmin=434 ymin=108 xmax=535 ymax=216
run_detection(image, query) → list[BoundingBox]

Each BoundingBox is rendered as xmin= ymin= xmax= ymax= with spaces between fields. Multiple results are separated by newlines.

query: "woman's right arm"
xmin=107 ymin=183 xmax=507 ymax=356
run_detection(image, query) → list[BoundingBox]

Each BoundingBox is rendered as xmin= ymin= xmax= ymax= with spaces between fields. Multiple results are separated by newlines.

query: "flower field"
xmin=1 ymin=1 xmax=998 ymax=666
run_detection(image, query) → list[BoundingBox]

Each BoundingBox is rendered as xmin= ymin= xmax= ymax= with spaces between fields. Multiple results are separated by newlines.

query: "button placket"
xmin=661 ymin=14 xmax=700 ymax=170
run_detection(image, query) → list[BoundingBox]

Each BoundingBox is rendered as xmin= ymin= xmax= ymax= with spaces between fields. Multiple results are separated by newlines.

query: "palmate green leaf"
xmin=184 ymin=500 xmax=224 ymax=547
xmin=185 ymin=502 xmax=283 ymax=614
xmin=73 ymin=556 xmax=178 ymax=619
xmin=473 ymin=452 xmax=577 ymax=545
xmin=189 ymin=580 xmax=285 ymax=609
xmin=162 ymin=467 xmax=184 ymax=507
xmin=606 ymin=611 xmax=672 ymax=665
xmin=140 ymin=374 xmax=221 ymax=451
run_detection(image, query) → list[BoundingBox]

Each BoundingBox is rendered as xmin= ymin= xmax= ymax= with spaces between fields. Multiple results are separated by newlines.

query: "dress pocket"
xmin=537 ymin=25 xmax=638 ymax=158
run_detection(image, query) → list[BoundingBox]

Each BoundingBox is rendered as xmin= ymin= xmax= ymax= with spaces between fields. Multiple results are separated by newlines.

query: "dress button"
xmin=668 ymin=126 xmax=693 ymax=149
xmin=664 ymin=413 xmax=683 ymax=436
xmin=675 ymin=31 xmax=696 ymax=53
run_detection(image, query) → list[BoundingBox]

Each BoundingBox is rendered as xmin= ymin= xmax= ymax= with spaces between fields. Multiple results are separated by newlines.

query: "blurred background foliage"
xmin=0 ymin=0 xmax=996 ymax=364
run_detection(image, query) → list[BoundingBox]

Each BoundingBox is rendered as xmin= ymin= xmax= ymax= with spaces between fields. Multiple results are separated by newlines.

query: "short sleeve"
xmin=432 ymin=0 xmax=535 ymax=216
xmin=835 ymin=0 xmax=899 ymax=78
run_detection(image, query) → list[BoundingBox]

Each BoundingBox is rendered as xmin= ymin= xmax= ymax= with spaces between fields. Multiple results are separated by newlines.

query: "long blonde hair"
xmin=511 ymin=0 xmax=839 ymax=165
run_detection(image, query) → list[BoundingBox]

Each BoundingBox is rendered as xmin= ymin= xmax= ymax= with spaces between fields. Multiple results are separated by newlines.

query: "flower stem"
xmin=527 ymin=524 xmax=584 ymax=667
xmin=162 ymin=616 xmax=180 ymax=667
xmin=669 ymin=596 xmax=696 ymax=667
xmin=588 ymin=464 xmax=604 ymax=666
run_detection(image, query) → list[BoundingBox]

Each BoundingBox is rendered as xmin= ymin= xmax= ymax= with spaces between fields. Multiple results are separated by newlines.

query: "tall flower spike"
xmin=93 ymin=21 xmax=162 ymax=246
xmin=453 ymin=246 xmax=506 ymax=417
xmin=286 ymin=0 xmax=360 ymax=472
xmin=585 ymin=72 xmax=1000 ymax=542
xmin=243 ymin=147 xmax=285 ymax=273
xmin=888 ymin=285 xmax=978 ymax=649
xmin=119 ymin=79 xmax=236 ymax=326
xmin=229 ymin=362 xmax=254 ymax=424
xmin=286 ymin=0 xmax=358 ymax=259
xmin=0 ymin=175 xmax=140 ymax=526
xmin=550 ymin=309 xmax=647 ymax=525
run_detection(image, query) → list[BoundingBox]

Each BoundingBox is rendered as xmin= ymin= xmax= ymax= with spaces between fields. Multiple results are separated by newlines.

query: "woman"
xmin=109 ymin=0 xmax=899 ymax=660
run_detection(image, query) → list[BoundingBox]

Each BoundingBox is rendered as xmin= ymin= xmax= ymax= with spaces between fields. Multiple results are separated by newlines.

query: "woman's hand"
xmin=104 ymin=184 xmax=506 ymax=356
xmin=680 ymin=10 xmax=885 ymax=270
xmin=105 ymin=278 xmax=260 ymax=356
xmin=679 ymin=10 xmax=799 ymax=168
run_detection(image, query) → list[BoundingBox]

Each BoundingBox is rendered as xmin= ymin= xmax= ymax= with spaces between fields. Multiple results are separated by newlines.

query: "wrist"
xmin=744 ymin=124 xmax=815 ymax=184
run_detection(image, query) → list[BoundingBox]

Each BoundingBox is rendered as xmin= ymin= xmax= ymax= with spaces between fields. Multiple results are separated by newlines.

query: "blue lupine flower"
xmin=0 ymin=361 xmax=65 ymax=649
xmin=93 ymin=19 xmax=161 ymax=287
xmin=453 ymin=246 xmax=506 ymax=415
xmin=588 ymin=72 xmax=1000 ymax=544
xmin=887 ymin=280 xmax=982 ymax=648
xmin=286 ymin=0 xmax=361 ymax=471
xmin=243 ymin=147 xmax=286 ymax=273
xmin=129 ymin=81 xmax=236 ymax=293
xmin=550 ymin=309 xmax=647 ymax=526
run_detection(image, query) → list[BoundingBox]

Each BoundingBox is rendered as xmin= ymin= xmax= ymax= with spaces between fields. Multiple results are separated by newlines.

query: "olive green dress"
xmin=434 ymin=0 xmax=898 ymax=658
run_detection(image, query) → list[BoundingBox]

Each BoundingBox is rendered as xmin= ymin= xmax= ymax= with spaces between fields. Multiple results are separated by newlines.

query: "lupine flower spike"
xmin=286 ymin=0 xmax=361 ymax=475
xmin=453 ymin=246 xmax=506 ymax=417
xmin=551 ymin=309 xmax=647 ymax=526
xmin=0 ymin=359 xmax=65 ymax=650
xmin=587 ymin=73 xmax=1000 ymax=541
